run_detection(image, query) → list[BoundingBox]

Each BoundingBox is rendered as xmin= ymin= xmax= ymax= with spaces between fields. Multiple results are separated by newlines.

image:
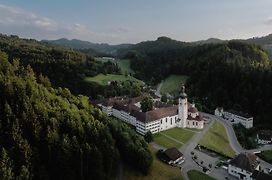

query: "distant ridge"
xmin=42 ymin=33 xmax=272 ymax=57
xmin=42 ymin=38 xmax=132 ymax=55
xmin=193 ymin=38 xmax=224 ymax=45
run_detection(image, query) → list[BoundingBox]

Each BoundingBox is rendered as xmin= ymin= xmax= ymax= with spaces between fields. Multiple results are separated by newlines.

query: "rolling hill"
xmin=42 ymin=38 xmax=132 ymax=55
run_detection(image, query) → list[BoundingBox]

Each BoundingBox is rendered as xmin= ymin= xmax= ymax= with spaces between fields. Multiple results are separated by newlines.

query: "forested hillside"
xmin=0 ymin=52 xmax=152 ymax=179
xmin=0 ymin=34 xmax=140 ymax=99
xmin=43 ymin=38 xmax=132 ymax=55
xmin=121 ymin=38 xmax=272 ymax=128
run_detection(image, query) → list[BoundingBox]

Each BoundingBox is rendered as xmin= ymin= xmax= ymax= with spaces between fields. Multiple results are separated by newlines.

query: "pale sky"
xmin=0 ymin=0 xmax=272 ymax=44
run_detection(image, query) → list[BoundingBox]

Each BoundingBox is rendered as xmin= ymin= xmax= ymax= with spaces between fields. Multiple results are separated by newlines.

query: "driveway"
xmin=151 ymin=112 xmax=272 ymax=180
xmin=201 ymin=112 xmax=244 ymax=153
xmin=179 ymin=118 xmax=215 ymax=180
xmin=202 ymin=113 xmax=272 ymax=171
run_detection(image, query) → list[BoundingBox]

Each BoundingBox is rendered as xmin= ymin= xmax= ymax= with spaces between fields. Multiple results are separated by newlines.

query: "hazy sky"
xmin=0 ymin=0 xmax=272 ymax=44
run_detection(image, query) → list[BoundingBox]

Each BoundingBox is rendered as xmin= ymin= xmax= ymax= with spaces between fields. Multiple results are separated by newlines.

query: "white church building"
xmin=94 ymin=85 xmax=204 ymax=135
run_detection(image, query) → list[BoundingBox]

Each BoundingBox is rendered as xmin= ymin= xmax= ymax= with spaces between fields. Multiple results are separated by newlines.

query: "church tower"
xmin=178 ymin=84 xmax=188 ymax=128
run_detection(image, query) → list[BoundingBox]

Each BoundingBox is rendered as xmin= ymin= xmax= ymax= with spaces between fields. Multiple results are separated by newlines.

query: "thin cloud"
xmin=264 ymin=17 xmax=272 ymax=25
xmin=0 ymin=4 xmax=128 ymax=43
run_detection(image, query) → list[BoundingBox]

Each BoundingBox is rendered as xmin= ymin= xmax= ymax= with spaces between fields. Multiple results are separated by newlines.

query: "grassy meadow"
xmin=153 ymin=128 xmax=195 ymax=149
xmin=123 ymin=145 xmax=183 ymax=180
xmin=199 ymin=121 xmax=235 ymax=158
xmin=85 ymin=73 xmax=144 ymax=86
xmin=160 ymin=75 xmax=189 ymax=95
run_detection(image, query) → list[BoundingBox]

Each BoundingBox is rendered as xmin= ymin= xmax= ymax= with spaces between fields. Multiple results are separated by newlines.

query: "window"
xmin=196 ymin=122 xmax=198 ymax=126
xmin=171 ymin=119 xmax=172 ymax=125
xmin=161 ymin=119 xmax=162 ymax=124
xmin=193 ymin=122 xmax=195 ymax=126
xmin=166 ymin=118 xmax=167 ymax=123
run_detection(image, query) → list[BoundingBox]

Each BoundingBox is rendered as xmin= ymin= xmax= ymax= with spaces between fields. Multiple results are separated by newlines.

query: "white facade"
xmin=112 ymin=108 xmax=136 ymax=126
xmin=101 ymin=105 xmax=113 ymax=116
xmin=145 ymin=120 xmax=160 ymax=134
xmin=215 ymin=107 xmax=254 ymax=129
xmin=256 ymin=134 xmax=272 ymax=145
xmin=223 ymin=111 xmax=253 ymax=129
xmin=214 ymin=107 xmax=223 ymax=117
xmin=159 ymin=115 xmax=179 ymax=132
xmin=178 ymin=96 xmax=188 ymax=128
xmin=187 ymin=120 xmax=204 ymax=129
xmin=228 ymin=164 xmax=257 ymax=180
xmin=228 ymin=153 xmax=260 ymax=180
xmin=168 ymin=156 xmax=185 ymax=165
xmin=101 ymin=86 xmax=204 ymax=135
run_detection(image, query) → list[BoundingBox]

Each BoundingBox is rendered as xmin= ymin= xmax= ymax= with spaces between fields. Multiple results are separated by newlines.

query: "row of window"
xmin=137 ymin=126 xmax=145 ymax=130
xmin=147 ymin=125 xmax=160 ymax=131
xmin=146 ymin=122 xmax=160 ymax=128
xmin=160 ymin=116 xmax=178 ymax=124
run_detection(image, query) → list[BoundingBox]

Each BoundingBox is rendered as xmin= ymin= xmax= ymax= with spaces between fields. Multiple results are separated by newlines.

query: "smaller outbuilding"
xmin=228 ymin=152 xmax=260 ymax=180
xmin=214 ymin=107 xmax=253 ymax=129
xmin=157 ymin=147 xmax=184 ymax=166
xmin=214 ymin=107 xmax=224 ymax=117
xmin=256 ymin=132 xmax=272 ymax=145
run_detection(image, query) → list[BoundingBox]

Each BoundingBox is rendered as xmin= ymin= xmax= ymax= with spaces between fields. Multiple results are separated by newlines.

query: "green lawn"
xmin=153 ymin=128 xmax=195 ymax=149
xmin=258 ymin=150 xmax=272 ymax=164
xmin=123 ymin=145 xmax=183 ymax=180
xmin=85 ymin=73 xmax=144 ymax=86
xmin=153 ymin=133 xmax=183 ymax=149
xmin=199 ymin=121 xmax=236 ymax=158
xmin=160 ymin=75 xmax=189 ymax=95
xmin=187 ymin=170 xmax=216 ymax=180
xmin=163 ymin=128 xmax=195 ymax=144
xmin=96 ymin=58 xmax=134 ymax=75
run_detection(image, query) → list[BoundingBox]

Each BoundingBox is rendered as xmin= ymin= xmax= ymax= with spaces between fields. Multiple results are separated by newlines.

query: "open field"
xmin=123 ymin=145 xmax=183 ymax=180
xmin=96 ymin=58 xmax=134 ymax=75
xmin=85 ymin=73 xmax=144 ymax=86
xmin=153 ymin=133 xmax=183 ymax=149
xmin=187 ymin=170 xmax=216 ymax=180
xmin=160 ymin=75 xmax=189 ymax=95
xmin=199 ymin=121 xmax=235 ymax=158
xmin=153 ymin=128 xmax=195 ymax=149
xmin=258 ymin=150 xmax=272 ymax=164
xmin=163 ymin=128 xmax=195 ymax=144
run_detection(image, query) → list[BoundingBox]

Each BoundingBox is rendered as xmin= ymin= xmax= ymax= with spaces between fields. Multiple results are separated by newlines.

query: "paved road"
xmin=151 ymin=112 xmax=272 ymax=180
xmin=179 ymin=118 xmax=215 ymax=180
xmin=201 ymin=112 xmax=244 ymax=153
xmin=202 ymin=113 xmax=272 ymax=171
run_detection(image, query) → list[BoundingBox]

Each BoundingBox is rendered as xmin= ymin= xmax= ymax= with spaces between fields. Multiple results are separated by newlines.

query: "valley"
xmin=85 ymin=73 xmax=144 ymax=86
xmin=1 ymin=33 xmax=272 ymax=180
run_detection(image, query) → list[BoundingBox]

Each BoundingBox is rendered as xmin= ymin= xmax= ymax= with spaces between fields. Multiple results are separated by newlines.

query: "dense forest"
xmin=42 ymin=38 xmax=132 ymax=55
xmin=0 ymin=34 xmax=140 ymax=99
xmin=121 ymin=37 xmax=272 ymax=128
xmin=0 ymin=51 xmax=152 ymax=179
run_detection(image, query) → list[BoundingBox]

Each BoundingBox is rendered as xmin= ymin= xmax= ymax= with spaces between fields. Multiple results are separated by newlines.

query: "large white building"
xmin=228 ymin=153 xmax=260 ymax=180
xmin=215 ymin=108 xmax=253 ymax=129
xmin=95 ymin=85 xmax=204 ymax=135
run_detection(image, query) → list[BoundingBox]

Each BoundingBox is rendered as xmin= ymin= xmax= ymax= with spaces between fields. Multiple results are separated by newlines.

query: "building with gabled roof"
xmin=215 ymin=107 xmax=254 ymax=129
xmin=228 ymin=152 xmax=260 ymax=180
xmin=160 ymin=147 xmax=184 ymax=165
xmin=95 ymin=85 xmax=204 ymax=135
xmin=256 ymin=132 xmax=272 ymax=145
